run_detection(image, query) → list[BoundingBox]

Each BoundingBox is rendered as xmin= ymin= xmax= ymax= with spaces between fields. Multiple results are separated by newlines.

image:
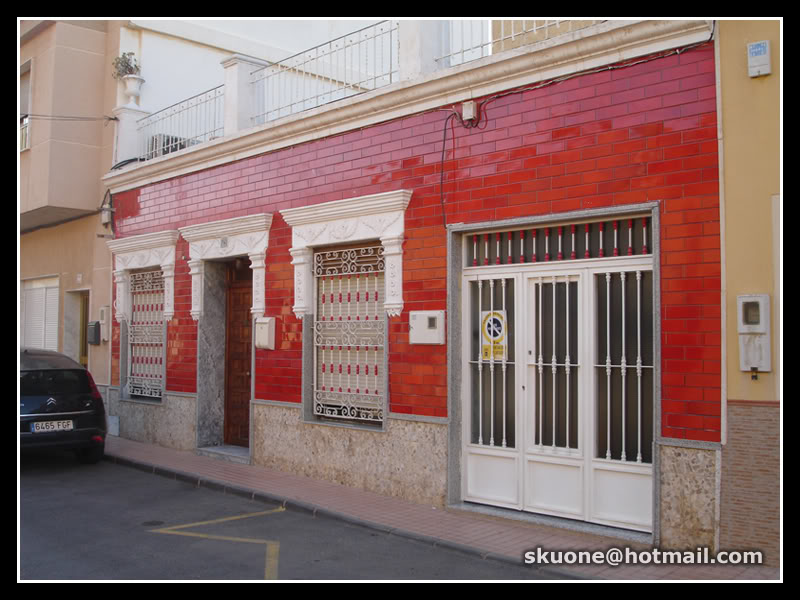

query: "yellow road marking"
xmin=151 ymin=507 xmax=285 ymax=579
xmin=151 ymin=507 xmax=285 ymax=532
xmin=265 ymin=541 xmax=280 ymax=580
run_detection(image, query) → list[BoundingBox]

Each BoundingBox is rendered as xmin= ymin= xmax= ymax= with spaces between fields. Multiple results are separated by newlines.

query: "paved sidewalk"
xmin=104 ymin=435 xmax=780 ymax=581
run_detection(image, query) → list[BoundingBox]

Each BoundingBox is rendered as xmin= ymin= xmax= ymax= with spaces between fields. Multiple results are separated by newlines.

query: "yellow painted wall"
xmin=20 ymin=215 xmax=113 ymax=385
xmin=719 ymin=20 xmax=781 ymax=403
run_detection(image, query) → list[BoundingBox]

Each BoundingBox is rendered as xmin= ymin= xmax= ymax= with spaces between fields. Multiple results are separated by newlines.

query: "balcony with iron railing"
xmin=119 ymin=20 xmax=612 ymax=167
xmin=106 ymin=19 xmax=713 ymax=182
xmin=136 ymin=86 xmax=225 ymax=161
xmin=250 ymin=20 xmax=400 ymax=126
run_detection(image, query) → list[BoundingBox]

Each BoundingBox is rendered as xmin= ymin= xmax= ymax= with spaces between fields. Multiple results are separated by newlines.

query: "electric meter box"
xmin=409 ymin=310 xmax=445 ymax=345
xmin=747 ymin=40 xmax=771 ymax=77
xmin=255 ymin=316 xmax=276 ymax=350
xmin=737 ymin=294 xmax=771 ymax=373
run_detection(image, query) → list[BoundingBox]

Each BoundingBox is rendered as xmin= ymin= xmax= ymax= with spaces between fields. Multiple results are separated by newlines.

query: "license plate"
xmin=31 ymin=420 xmax=74 ymax=433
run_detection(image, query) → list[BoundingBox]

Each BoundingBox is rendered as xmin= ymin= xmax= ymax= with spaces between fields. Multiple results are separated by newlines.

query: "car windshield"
xmin=20 ymin=369 xmax=90 ymax=396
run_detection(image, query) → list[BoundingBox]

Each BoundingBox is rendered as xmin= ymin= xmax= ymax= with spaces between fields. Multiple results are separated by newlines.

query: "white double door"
xmin=462 ymin=258 xmax=654 ymax=532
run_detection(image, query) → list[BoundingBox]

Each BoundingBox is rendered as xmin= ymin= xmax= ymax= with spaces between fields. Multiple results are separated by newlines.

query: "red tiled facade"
xmin=112 ymin=43 xmax=721 ymax=442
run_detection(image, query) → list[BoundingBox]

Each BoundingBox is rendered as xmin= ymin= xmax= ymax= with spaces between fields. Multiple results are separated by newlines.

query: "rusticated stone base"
xmin=109 ymin=388 xmax=198 ymax=451
xmin=252 ymin=403 xmax=447 ymax=506
xmin=659 ymin=444 xmax=718 ymax=550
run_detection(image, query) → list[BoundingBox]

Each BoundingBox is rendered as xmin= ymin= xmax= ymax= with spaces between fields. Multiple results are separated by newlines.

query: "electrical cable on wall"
xmin=435 ymin=22 xmax=717 ymax=228
xmin=110 ymin=158 xmax=143 ymax=170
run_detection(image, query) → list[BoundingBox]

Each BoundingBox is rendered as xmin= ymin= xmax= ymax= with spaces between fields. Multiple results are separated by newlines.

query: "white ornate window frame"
xmin=280 ymin=189 xmax=411 ymax=429
xmin=178 ymin=214 xmax=273 ymax=320
xmin=108 ymin=230 xmax=180 ymax=324
xmin=107 ymin=230 xmax=180 ymax=400
xmin=280 ymin=189 xmax=412 ymax=319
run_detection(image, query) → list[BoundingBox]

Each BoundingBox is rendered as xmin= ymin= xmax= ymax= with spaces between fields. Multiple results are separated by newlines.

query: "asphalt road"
xmin=19 ymin=450 xmax=557 ymax=581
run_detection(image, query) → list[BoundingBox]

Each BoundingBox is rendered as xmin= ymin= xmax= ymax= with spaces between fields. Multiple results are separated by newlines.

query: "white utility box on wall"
xmin=747 ymin=40 xmax=771 ymax=77
xmin=255 ymin=316 xmax=276 ymax=350
xmin=99 ymin=305 xmax=110 ymax=342
xmin=737 ymin=294 xmax=771 ymax=375
xmin=409 ymin=310 xmax=445 ymax=345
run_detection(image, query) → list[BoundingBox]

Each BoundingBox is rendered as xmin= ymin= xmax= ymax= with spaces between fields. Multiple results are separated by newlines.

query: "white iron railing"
xmin=137 ymin=86 xmax=224 ymax=161
xmin=441 ymin=19 xmax=606 ymax=66
xmin=250 ymin=20 xmax=399 ymax=126
xmin=130 ymin=20 xmax=610 ymax=163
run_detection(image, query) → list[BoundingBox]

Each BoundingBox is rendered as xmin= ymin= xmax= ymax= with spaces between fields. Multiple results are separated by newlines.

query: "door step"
xmin=197 ymin=445 xmax=250 ymax=465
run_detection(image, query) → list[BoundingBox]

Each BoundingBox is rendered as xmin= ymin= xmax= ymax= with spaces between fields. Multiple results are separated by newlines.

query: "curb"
xmin=103 ymin=452 xmax=584 ymax=580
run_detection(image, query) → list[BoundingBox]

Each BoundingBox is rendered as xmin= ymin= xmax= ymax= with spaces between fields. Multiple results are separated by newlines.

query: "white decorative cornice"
xmin=282 ymin=190 xmax=411 ymax=252
xmin=107 ymin=230 xmax=179 ymax=321
xmin=281 ymin=190 xmax=412 ymax=228
xmin=178 ymin=214 xmax=273 ymax=319
xmin=107 ymin=230 xmax=180 ymax=256
xmin=179 ymin=214 xmax=272 ymax=263
xmin=283 ymin=190 xmax=411 ymax=319
xmin=179 ymin=213 xmax=273 ymax=243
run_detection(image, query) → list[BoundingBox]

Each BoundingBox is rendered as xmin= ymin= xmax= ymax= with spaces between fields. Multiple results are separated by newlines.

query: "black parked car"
xmin=20 ymin=348 xmax=107 ymax=464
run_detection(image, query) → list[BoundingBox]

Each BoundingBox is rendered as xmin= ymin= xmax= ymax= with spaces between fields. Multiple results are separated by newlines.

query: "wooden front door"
xmin=225 ymin=259 xmax=252 ymax=447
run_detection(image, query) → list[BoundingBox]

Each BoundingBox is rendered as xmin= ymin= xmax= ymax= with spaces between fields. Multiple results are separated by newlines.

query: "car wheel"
xmin=76 ymin=445 xmax=105 ymax=464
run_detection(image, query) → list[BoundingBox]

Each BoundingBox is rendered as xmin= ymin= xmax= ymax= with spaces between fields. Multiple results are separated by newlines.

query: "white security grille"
xmin=531 ymin=276 xmax=579 ymax=450
xmin=469 ymin=277 xmax=515 ymax=448
xmin=595 ymin=270 xmax=654 ymax=463
xmin=468 ymin=217 xmax=651 ymax=267
xmin=314 ymin=245 xmax=385 ymax=423
xmin=128 ymin=270 xmax=165 ymax=399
